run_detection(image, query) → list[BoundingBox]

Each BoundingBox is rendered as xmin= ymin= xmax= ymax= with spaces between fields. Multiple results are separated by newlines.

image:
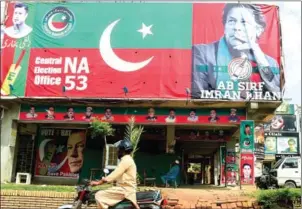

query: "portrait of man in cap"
xmin=228 ymin=108 xmax=240 ymax=122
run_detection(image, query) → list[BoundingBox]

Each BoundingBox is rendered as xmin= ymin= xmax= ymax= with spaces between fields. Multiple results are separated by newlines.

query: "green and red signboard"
xmin=1 ymin=2 xmax=281 ymax=101
xmin=19 ymin=104 xmax=246 ymax=125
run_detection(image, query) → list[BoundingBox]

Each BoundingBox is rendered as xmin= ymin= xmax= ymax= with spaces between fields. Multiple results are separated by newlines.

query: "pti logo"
xmin=42 ymin=6 xmax=75 ymax=38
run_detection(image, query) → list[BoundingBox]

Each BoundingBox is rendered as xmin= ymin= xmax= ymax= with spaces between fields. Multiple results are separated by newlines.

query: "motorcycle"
xmin=58 ymin=169 xmax=168 ymax=209
xmin=255 ymin=168 xmax=278 ymax=190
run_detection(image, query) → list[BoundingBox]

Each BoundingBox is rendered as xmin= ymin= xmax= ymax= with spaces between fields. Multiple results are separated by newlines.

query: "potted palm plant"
xmin=124 ymin=116 xmax=144 ymax=184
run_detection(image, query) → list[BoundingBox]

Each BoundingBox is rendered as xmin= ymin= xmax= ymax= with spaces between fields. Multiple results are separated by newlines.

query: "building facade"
xmin=1 ymin=1 xmax=287 ymax=186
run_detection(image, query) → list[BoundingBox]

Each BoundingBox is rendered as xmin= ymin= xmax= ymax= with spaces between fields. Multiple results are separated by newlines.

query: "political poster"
xmin=240 ymin=120 xmax=255 ymax=153
xmin=1 ymin=2 xmax=282 ymax=101
xmin=35 ymin=128 xmax=86 ymax=178
xmin=240 ymin=153 xmax=254 ymax=185
xmin=19 ymin=105 xmax=246 ymax=125
xmin=220 ymin=147 xmax=237 ymax=185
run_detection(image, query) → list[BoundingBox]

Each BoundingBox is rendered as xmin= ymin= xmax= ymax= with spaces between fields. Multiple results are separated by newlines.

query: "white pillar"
xmin=1 ymin=104 xmax=20 ymax=182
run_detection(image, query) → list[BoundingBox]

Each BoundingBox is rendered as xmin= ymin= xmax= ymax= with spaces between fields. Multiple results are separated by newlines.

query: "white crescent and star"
xmin=48 ymin=14 xmax=67 ymax=32
xmin=99 ymin=19 xmax=154 ymax=72
xmin=39 ymin=138 xmax=53 ymax=161
xmin=39 ymin=140 xmax=67 ymax=173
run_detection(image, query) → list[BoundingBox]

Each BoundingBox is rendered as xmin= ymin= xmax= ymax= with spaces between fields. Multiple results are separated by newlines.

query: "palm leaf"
xmin=124 ymin=116 xmax=144 ymax=159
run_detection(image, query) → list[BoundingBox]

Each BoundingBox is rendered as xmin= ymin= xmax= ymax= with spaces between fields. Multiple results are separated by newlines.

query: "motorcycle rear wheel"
xmin=72 ymin=200 xmax=82 ymax=209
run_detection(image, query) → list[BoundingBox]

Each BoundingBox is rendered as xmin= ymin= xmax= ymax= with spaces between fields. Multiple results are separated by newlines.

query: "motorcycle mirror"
xmin=103 ymin=168 xmax=109 ymax=174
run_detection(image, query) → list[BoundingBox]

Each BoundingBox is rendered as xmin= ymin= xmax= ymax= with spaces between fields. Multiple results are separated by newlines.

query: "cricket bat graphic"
xmin=1 ymin=50 xmax=26 ymax=96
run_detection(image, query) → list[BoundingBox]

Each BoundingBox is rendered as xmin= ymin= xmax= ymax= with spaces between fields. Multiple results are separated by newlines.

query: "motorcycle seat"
xmin=136 ymin=190 xmax=161 ymax=202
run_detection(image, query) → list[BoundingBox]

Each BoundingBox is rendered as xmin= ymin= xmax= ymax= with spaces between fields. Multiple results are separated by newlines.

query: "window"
xmin=102 ymin=144 xmax=119 ymax=169
xmin=282 ymin=158 xmax=298 ymax=169
xmin=272 ymin=159 xmax=284 ymax=169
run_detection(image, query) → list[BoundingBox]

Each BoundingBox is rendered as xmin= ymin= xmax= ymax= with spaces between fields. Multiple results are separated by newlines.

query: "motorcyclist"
xmin=90 ymin=138 xmax=139 ymax=209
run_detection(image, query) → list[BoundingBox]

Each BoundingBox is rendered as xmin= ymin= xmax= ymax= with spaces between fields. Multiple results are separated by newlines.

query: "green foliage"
xmin=256 ymin=188 xmax=301 ymax=209
xmin=124 ymin=116 xmax=144 ymax=159
xmin=124 ymin=116 xmax=144 ymax=185
xmin=90 ymin=118 xmax=115 ymax=139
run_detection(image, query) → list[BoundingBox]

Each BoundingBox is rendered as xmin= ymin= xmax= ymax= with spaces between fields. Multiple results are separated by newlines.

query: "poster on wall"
xmin=264 ymin=136 xmax=277 ymax=154
xmin=226 ymin=149 xmax=236 ymax=164
xmin=221 ymin=164 xmax=238 ymax=185
xmin=19 ymin=105 xmax=246 ymax=125
xmin=1 ymin=2 xmax=281 ymax=101
xmin=264 ymin=115 xmax=297 ymax=132
xmin=240 ymin=153 xmax=254 ymax=185
xmin=277 ymin=136 xmax=299 ymax=154
xmin=264 ymin=132 xmax=299 ymax=155
xmin=240 ymin=121 xmax=255 ymax=153
xmin=220 ymin=147 xmax=237 ymax=185
xmin=35 ymin=128 xmax=86 ymax=178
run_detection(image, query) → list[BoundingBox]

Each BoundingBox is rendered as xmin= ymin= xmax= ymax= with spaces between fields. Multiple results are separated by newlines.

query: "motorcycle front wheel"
xmin=72 ymin=200 xmax=83 ymax=209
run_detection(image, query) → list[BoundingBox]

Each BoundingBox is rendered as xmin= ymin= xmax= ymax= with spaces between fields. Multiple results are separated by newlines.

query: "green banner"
xmin=240 ymin=120 xmax=255 ymax=153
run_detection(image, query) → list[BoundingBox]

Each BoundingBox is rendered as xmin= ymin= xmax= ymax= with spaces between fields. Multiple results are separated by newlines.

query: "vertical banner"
xmin=220 ymin=147 xmax=237 ymax=185
xmin=225 ymin=149 xmax=237 ymax=185
xmin=35 ymin=128 xmax=86 ymax=178
xmin=254 ymin=124 xmax=265 ymax=160
xmin=240 ymin=153 xmax=254 ymax=185
xmin=240 ymin=120 xmax=255 ymax=185
xmin=240 ymin=120 xmax=255 ymax=153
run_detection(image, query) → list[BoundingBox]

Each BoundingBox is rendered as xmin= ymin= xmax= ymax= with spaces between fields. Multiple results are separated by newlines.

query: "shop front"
xmin=13 ymin=104 xmax=247 ymax=186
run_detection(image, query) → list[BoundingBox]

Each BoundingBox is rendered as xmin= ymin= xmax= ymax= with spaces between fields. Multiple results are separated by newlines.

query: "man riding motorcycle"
xmin=90 ymin=138 xmax=139 ymax=209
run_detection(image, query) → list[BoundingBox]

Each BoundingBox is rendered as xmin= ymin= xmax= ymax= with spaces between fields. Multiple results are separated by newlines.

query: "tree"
xmin=90 ymin=118 xmax=115 ymax=143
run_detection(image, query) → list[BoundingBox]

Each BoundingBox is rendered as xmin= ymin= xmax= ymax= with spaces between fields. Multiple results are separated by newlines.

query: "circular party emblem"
xmin=42 ymin=7 xmax=75 ymax=38
xmin=228 ymin=57 xmax=252 ymax=81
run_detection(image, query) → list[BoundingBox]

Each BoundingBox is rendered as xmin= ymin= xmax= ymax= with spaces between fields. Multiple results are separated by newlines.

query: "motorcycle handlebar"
xmin=81 ymin=178 xmax=103 ymax=186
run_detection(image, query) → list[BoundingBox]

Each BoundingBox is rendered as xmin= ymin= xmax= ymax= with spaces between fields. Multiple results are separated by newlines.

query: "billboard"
xmin=264 ymin=132 xmax=299 ymax=155
xmin=1 ymin=2 xmax=281 ymax=100
xmin=19 ymin=104 xmax=246 ymax=125
xmin=35 ymin=128 xmax=86 ymax=178
xmin=264 ymin=115 xmax=297 ymax=132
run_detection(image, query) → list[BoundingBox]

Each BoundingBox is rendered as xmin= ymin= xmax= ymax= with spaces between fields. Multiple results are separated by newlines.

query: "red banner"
xmin=1 ymin=3 xmax=281 ymax=100
xmin=240 ymin=153 xmax=254 ymax=185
